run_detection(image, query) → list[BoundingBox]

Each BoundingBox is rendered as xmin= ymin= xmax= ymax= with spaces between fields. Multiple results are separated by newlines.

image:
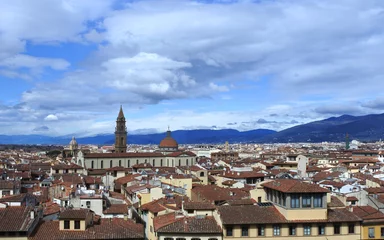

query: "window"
xmin=86 ymin=201 xmax=91 ymax=208
xmin=313 ymin=194 xmax=323 ymax=208
xmin=64 ymin=220 xmax=70 ymax=229
xmin=273 ymin=225 xmax=281 ymax=236
xmin=179 ymin=159 xmax=181 ymax=166
xmin=91 ymin=161 xmax=94 ymax=169
xmin=136 ymin=159 xmax=139 ymax=165
xmin=258 ymin=225 xmax=265 ymax=236
xmin=208 ymin=239 xmax=218 ymax=240
xmin=291 ymin=194 xmax=300 ymax=208
xmin=74 ymin=220 xmax=80 ymax=229
xmin=348 ymin=224 xmax=355 ymax=234
xmin=334 ymin=224 xmax=341 ymax=234
xmin=369 ymin=227 xmax=375 ymax=238
xmin=381 ymin=227 xmax=384 ymax=237
xmin=241 ymin=226 xmax=249 ymax=236
xmin=304 ymin=225 xmax=311 ymax=235
xmin=153 ymin=159 xmax=155 ymax=167
xmin=110 ymin=160 xmax=113 ymax=168
xmin=200 ymin=172 xmax=205 ymax=177
xmin=289 ymin=225 xmax=296 ymax=235
xmin=302 ymin=195 xmax=311 ymax=208
xmin=119 ymin=160 xmax=121 ymax=167
xmin=100 ymin=160 xmax=103 ymax=169
xmin=176 ymin=238 xmax=186 ymax=240
xmin=186 ymin=159 xmax=189 ymax=166
xmin=226 ymin=226 xmax=233 ymax=236
xmin=191 ymin=238 xmax=201 ymax=240
xmin=164 ymin=238 xmax=173 ymax=240
xmin=318 ymin=225 xmax=325 ymax=235
xmin=161 ymin=159 xmax=163 ymax=167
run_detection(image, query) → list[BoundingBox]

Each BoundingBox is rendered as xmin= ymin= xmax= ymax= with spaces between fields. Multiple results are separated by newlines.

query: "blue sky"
xmin=1 ymin=0 xmax=384 ymax=136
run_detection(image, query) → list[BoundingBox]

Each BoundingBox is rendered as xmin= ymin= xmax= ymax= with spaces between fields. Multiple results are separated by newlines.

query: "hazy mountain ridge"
xmin=259 ymin=113 xmax=384 ymax=143
xmin=1 ymin=113 xmax=384 ymax=144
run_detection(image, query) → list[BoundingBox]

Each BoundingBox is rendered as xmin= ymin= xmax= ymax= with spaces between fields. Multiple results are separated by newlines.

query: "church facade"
xmin=79 ymin=106 xmax=196 ymax=169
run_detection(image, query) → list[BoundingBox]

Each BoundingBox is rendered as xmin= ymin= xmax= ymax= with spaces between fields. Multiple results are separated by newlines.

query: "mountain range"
xmin=0 ymin=113 xmax=383 ymax=145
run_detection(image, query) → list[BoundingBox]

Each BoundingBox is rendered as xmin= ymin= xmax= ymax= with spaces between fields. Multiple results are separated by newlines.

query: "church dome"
xmin=159 ymin=129 xmax=178 ymax=149
xmin=69 ymin=136 xmax=78 ymax=150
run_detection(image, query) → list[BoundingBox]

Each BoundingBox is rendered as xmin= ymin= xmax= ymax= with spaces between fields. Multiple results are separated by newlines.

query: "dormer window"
xmin=291 ymin=194 xmax=300 ymax=208
xmin=302 ymin=195 xmax=311 ymax=208
xmin=64 ymin=220 xmax=70 ymax=229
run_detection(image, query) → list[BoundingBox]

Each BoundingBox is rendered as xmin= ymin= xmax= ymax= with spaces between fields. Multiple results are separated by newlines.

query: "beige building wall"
xmin=161 ymin=177 xmax=192 ymax=198
xmin=275 ymin=205 xmax=327 ymax=221
xmin=223 ymin=223 xmax=360 ymax=240
xmin=59 ymin=220 xmax=86 ymax=231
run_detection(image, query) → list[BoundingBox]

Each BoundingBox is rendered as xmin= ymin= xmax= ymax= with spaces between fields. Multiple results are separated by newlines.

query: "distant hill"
xmin=0 ymin=129 xmax=276 ymax=145
xmin=1 ymin=113 xmax=384 ymax=144
xmin=260 ymin=113 xmax=384 ymax=143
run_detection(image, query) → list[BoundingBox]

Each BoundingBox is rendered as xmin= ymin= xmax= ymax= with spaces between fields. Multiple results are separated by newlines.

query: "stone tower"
xmin=115 ymin=105 xmax=127 ymax=153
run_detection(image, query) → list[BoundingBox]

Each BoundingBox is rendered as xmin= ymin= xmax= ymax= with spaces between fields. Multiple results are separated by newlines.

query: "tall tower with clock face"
xmin=115 ymin=105 xmax=127 ymax=153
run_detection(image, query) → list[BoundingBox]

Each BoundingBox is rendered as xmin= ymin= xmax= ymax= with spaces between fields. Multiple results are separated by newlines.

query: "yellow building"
xmin=217 ymin=179 xmax=362 ymax=239
xmin=352 ymin=205 xmax=384 ymax=239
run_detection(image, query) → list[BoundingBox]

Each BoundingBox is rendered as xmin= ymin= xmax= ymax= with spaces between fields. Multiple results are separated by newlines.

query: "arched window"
xmin=101 ymin=160 xmax=103 ymax=169
xmin=110 ymin=160 xmax=113 ymax=168
xmin=91 ymin=161 xmax=94 ymax=169
xmin=153 ymin=159 xmax=155 ymax=167
xmin=119 ymin=160 xmax=121 ymax=167
xmin=120 ymin=137 xmax=124 ymax=145
xmin=160 ymin=159 xmax=163 ymax=167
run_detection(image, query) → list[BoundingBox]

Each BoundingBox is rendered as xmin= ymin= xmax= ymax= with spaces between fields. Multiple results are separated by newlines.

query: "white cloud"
xmin=0 ymin=54 xmax=70 ymax=70
xmin=44 ymin=114 xmax=59 ymax=121
xmin=2 ymin=0 xmax=384 ymax=136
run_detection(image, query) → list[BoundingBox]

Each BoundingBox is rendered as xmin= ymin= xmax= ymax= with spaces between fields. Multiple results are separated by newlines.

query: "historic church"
xmin=78 ymin=106 xmax=196 ymax=169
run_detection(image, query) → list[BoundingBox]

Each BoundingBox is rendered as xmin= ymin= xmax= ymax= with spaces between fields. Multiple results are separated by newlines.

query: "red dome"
xmin=159 ymin=137 xmax=178 ymax=148
xmin=159 ymin=130 xmax=178 ymax=148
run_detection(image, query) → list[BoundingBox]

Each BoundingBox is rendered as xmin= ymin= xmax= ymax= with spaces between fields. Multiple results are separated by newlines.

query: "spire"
xmin=117 ymin=105 xmax=125 ymax=119
xmin=166 ymin=126 xmax=171 ymax=137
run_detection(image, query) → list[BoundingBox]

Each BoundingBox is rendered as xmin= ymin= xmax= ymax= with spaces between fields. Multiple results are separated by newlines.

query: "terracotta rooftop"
xmin=0 ymin=206 xmax=38 ymax=232
xmin=328 ymin=196 xmax=345 ymax=208
xmin=183 ymin=201 xmax=216 ymax=210
xmin=218 ymin=205 xmax=287 ymax=225
xmin=156 ymin=216 xmax=221 ymax=234
xmin=29 ymin=218 xmax=144 ymax=239
xmin=59 ymin=208 xmax=91 ymax=220
xmin=352 ymin=206 xmax=384 ymax=221
xmin=262 ymin=179 xmax=329 ymax=193
xmin=103 ymin=204 xmax=129 ymax=215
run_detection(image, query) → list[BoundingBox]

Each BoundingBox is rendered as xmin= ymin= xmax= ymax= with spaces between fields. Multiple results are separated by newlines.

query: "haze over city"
xmin=1 ymin=0 xmax=384 ymax=137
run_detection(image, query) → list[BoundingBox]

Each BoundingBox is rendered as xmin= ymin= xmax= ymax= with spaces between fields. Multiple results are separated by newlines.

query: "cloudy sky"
xmin=1 ymin=0 xmax=384 ymax=137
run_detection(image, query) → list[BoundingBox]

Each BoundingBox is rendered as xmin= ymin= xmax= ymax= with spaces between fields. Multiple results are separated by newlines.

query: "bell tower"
xmin=115 ymin=105 xmax=127 ymax=153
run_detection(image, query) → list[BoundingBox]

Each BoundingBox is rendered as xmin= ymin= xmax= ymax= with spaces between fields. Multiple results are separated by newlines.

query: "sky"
xmin=1 ymin=0 xmax=384 ymax=137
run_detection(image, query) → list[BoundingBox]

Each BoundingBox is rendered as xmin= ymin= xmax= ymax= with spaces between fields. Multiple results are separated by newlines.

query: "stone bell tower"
xmin=115 ymin=105 xmax=127 ymax=153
